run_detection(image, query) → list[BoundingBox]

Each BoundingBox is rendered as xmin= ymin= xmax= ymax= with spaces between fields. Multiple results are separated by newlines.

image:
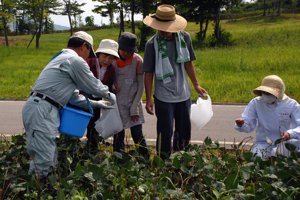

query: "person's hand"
xmin=113 ymin=83 xmax=120 ymax=93
xmin=104 ymin=92 xmax=116 ymax=106
xmin=195 ymin=86 xmax=207 ymax=98
xmin=96 ymin=100 xmax=114 ymax=109
xmin=131 ymin=115 xmax=140 ymax=122
xmin=281 ymin=132 xmax=290 ymax=141
xmin=145 ymin=99 xmax=154 ymax=115
xmin=235 ymin=118 xmax=245 ymax=127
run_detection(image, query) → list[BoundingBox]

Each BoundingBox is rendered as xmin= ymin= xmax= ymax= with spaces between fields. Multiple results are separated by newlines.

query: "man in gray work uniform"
xmin=22 ymin=31 xmax=116 ymax=179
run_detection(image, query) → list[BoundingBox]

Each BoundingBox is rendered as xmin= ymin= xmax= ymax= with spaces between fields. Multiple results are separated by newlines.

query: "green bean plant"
xmin=1 ymin=133 xmax=300 ymax=199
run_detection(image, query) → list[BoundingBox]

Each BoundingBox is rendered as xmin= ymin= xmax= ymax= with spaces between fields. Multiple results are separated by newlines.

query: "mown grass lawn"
xmin=1 ymin=14 xmax=300 ymax=103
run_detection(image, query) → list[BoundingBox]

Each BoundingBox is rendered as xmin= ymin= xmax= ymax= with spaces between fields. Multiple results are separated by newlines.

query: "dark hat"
xmin=118 ymin=32 xmax=138 ymax=53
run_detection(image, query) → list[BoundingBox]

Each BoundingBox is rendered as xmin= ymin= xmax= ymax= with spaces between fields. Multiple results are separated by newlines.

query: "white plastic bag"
xmin=94 ymin=104 xmax=123 ymax=140
xmin=190 ymin=94 xmax=213 ymax=130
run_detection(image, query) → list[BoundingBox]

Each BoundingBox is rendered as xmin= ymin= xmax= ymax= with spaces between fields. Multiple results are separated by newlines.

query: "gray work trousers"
xmin=22 ymin=96 xmax=59 ymax=178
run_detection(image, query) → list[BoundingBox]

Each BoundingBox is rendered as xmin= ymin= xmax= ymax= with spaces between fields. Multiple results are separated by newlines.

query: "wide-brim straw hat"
xmin=143 ymin=4 xmax=187 ymax=33
xmin=95 ymin=39 xmax=119 ymax=59
xmin=253 ymin=75 xmax=285 ymax=100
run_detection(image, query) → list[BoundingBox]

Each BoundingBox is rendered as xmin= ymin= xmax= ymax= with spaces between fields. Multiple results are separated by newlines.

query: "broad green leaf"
xmin=84 ymin=172 xmax=95 ymax=181
xmin=113 ymin=151 xmax=122 ymax=159
xmin=224 ymin=173 xmax=238 ymax=189
xmin=195 ymin=154 xmax=204 ymax=169
xmin=74 ymin=164 xmax=84 ymax=177
xmin=204 ymin=137 xmax=212 ymax=145
xmin=182 ymin=152 xmax=194 ymax=163
xmin=277 ymin=170 xmax=291 ymax=179
xmin=60 ymin=177 xmax=69 ymax=189
xmin=212 ymin=188 xmax=221 ymax=198
xmin=57 ymin=188 xmax=65 ymax=200
xmin=203 ymin=175 xmax=212 ymax=185
xmin=88 ymin=164 xmax=103 ymax=179
xmin=274 ymin=138 xmax=282 ymax=145
xmin=173 ymin=156 xmax=180 ymax=169
xmin=192 ymin=183 xmax=202 ymax=193
xmin=67 ymin=156 xmax=73 ymax=164
xmin=6 ymin=147 xmax=19 ymax=158
xmin=285 ymin=143 xmax=296 ymax=151
xmin=153 ymin=155 xmax=166 ymax=168
xmin=211 ymin=181 xmax=225 ymax=191
xmin=266 ymin=137 xmax=273 ymax=145
xmin=241 ymin=166 xmax=251 ymax=180
xmin=180 ymin=163 xmax=188 ymax=173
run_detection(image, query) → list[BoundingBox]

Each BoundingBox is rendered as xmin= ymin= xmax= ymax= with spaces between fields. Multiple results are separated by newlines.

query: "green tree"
xmin=61 ymin=0 xmax=85 ymax=36
xmin=92 ymin=0 xmax=118 ymax=26
xmin=0 ymin=0 xmax=16 ymax=46
xmin=85 ymin=15 xmax=95 ymax=27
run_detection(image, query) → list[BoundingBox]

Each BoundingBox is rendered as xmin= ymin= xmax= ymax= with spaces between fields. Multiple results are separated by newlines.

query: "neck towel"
xmin=154 ymin=31 xmax=190 ymax=80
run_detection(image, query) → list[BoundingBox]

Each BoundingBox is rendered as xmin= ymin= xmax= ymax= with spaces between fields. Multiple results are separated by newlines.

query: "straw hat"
xmin=143 ymin=4 xmax=187 ymax=33
xmin=70 ymin=31 xmax=96 ymax=58
xmin=95 ymin=39 xmax=119 ymax=59
xmin=253 ymin=75 xmax=285 ymax=100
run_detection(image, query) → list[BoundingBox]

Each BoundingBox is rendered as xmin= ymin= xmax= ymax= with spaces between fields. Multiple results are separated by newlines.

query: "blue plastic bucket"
xmin=59 ymin=106 xmax=93 ymax=137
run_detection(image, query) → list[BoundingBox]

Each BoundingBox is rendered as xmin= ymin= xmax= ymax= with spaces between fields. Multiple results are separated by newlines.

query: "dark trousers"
xmin=154 ymin=97 xmax=191 ymax=160
xmin=113 ymin=124 xmax=149 ymax=157
xmin=66 ymin=103 xmax=101 ymax=149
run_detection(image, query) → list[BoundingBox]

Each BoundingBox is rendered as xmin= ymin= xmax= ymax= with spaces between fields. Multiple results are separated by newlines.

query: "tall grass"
xmin=1 ymin=14 xmax=300 ymax=103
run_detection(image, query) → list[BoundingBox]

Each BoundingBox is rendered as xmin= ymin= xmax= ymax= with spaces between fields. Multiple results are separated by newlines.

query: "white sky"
xmin=49 ymin=0 xmax=143 ymax=27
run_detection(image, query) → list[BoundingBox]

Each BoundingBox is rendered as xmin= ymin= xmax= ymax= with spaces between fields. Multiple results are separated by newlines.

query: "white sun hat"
xmin=95 ymin=39 xmax=119 ymax=59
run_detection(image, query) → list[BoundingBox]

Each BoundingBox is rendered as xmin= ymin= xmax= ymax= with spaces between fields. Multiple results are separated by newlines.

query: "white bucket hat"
xmin=70 ymin=31 xmax=96 ymax=58
xmin=253 ymin=75 xmax=286 ymax=100
xmin=143 ymin=4 xmax=187 ymax=33
xmin=95 ymin=39 xmax=119 ymax=59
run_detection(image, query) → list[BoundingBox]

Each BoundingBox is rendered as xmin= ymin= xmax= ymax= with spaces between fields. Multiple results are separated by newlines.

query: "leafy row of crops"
xmin=1 ymin=133 xmax=300 ymax=199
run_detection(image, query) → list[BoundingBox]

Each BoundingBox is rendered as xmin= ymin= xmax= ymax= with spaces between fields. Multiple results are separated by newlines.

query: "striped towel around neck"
xmin=154 ymin=31 xmax=190 ymax=80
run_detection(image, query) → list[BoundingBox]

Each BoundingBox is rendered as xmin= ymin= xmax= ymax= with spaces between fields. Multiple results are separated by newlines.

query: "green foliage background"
xmin=1 ymin=14 xmax=300 ymax=103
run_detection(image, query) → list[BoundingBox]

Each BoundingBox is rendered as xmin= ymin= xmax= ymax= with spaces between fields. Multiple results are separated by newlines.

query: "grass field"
xmin=1 ymin=14 xmax=300 ymax=103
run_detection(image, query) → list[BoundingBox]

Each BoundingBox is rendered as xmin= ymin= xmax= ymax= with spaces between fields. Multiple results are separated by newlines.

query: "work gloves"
xmin=95 ymin=92 xmax=116 ymax=109
xmin=105 ymin=92 xmax=116 ymax=106
xmin=96 ymin=100 xmax=114 ymax=109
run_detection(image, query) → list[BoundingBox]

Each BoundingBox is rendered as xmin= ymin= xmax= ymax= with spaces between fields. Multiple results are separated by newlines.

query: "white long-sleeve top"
xmin=234 ymin=96 xmax=300 ymax=144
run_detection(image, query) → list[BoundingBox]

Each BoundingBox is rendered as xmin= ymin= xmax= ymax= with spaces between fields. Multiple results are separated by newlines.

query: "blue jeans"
xmin=154 ymin=97 xmax=191 ymax=160
xmin=113 ymin=124 xmax=149 ymax=157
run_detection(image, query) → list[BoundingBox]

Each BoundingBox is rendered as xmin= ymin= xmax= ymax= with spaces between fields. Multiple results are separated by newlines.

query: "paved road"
xmin=0 ymin=100 xmax=255 ymax=149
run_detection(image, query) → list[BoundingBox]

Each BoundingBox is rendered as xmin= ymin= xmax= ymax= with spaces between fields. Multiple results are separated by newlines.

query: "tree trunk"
xmin=263 ymin=0 xmax=266 ymax=16
xmin=3 ymin=18 xmax=9 ymax=47
xmin=204 ymin=18 xmax=209 ymax=39
xmin=66 ymin=1 xmax=73 ymax=36
xmin=131 ymin=0 xmax=135 ymax=34
xmin=278 ymin=0 xmax=281 ymax=16
xmin=45 ymin=17 xmax=48 ymax=32
xmin=139 ymin=0 xmax=149 ymax=51
xmin=27 ymin=31 xmax=37 ymax=49
xmin=215 ymin=2 xmax=221 ymax=42
xmin=36 ymin=0 xmax=45 ymax=48
xmin=119 ymin=0 xmax=124 ymax=38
